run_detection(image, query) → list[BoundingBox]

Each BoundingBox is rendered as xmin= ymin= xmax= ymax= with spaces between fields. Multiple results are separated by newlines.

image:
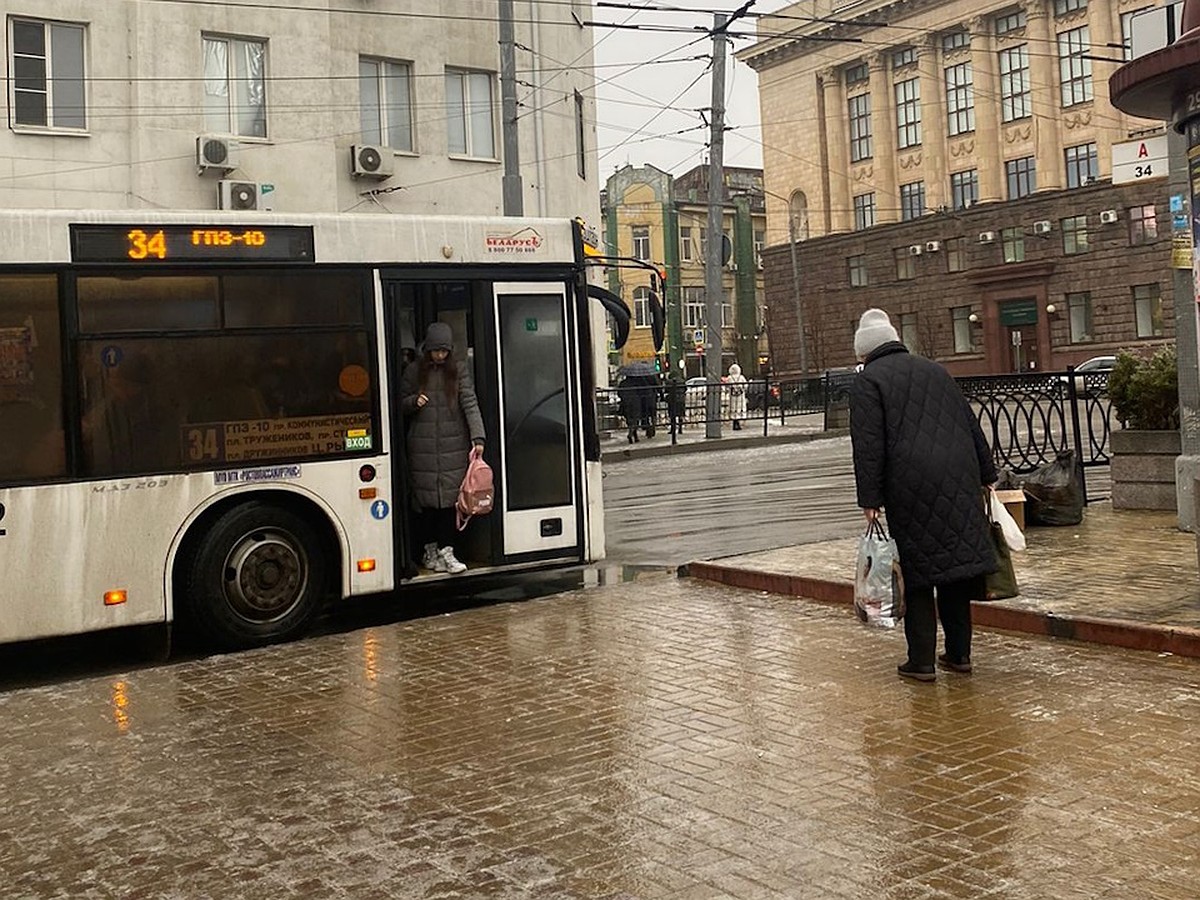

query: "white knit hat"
xmin=854 ymin=308 xmax=901 ymax=360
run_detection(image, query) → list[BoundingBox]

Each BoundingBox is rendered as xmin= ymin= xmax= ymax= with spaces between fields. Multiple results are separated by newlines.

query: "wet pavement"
xmin=600 ymin=413 xmax=830 ymax=461
xmin=3 ymin=575 xmax=1200 ymax=898
xmin=692 ymin=501 xmax=1200 ymax=657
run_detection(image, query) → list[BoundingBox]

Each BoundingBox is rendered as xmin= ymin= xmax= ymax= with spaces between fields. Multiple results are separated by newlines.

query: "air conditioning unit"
xmin=196 ymin=134 xmax=238 ymax=173
xmin=1033 ymin=220 xmax=1052 ymax=235
xmin=218 ymin=180 xmax=275 ymax=211
xmin=351 ymin=144 xmax=394 ymax=179
xmin=978 ymin=231 xmax=996 ymax=244
xmin=908 ymin=244 xmax=923 ymax=256
xmin=1099 ymin=209 xmax=1119 ymax=225
xmin=925 ymin=240 xmax=942 ymax=252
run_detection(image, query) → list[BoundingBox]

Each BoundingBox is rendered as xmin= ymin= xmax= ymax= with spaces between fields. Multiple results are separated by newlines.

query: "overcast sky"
xmin=591 ymin=2 xmax=790 ymax=178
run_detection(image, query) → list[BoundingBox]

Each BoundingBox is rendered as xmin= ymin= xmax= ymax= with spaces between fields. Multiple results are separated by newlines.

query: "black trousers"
xmin=903 ymin=574 xmax=985 ymax=667
xmin=417 ymin=507 xmax=460 ymax=555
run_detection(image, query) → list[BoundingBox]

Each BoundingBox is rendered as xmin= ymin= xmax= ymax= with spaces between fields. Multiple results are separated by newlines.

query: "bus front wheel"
xmin=181 ymin=501 xmax=331 ymax=650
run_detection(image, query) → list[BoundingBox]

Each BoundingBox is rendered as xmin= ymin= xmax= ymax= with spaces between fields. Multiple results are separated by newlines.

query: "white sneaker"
xmin=438 ymin=546 xmax=467 ymax=574
xmin=422 ymin=543 xmax=447 ymax=572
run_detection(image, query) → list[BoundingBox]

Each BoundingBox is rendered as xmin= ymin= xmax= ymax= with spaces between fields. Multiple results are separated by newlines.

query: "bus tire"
xmin=181 ymin=501 xmax=331 ymax=650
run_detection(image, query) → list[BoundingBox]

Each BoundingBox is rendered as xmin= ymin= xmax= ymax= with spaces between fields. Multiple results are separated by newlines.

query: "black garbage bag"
xmin=1022 ymin=450 xmax=1084 ymax=526
xmin=994 ymin=468 xmax=1023 ymax=491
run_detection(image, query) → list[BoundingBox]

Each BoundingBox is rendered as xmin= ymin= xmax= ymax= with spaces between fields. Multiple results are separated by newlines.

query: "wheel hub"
xmin=222 ymin=529 xmax=309 ymax=624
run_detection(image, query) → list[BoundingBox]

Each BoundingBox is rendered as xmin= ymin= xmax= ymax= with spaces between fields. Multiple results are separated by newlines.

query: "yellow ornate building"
xmin=601 ymin=164 xmax=768 ymax=378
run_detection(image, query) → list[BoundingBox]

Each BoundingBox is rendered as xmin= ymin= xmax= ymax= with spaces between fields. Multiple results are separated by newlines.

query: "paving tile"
xmin=2 ymin=576 xmax=1200 ymax=898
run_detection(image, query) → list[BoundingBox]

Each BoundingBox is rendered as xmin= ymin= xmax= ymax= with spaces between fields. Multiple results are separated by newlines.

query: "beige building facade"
xmin=0 ymin=1 xmax=599 ymax=220
xmin=601 ymin=164 xmax=768 ymax=379
xmin=740 ymin=0 xmax=1163 ymax=247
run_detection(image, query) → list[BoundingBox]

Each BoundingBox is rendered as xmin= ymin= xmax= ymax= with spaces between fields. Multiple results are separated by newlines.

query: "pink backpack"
xmin=456 ymin=445 xmax=494 ymax=530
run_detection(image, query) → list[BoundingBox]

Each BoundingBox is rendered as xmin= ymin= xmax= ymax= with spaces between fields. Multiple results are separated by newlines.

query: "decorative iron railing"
xmin=598 ymin=368 xmax=1118 ymax=500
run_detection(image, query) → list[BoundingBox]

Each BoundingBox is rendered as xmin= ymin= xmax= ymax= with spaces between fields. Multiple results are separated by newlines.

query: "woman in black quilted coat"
xmin=849 ymin=309 xmax=997 ymax=682
xmin=400 ymin=322 xmax=486 ymax=576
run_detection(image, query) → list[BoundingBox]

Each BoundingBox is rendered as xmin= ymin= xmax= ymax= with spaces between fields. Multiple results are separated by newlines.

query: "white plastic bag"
xmin=854 ymin=520 xmax=905 ymax=628
xmin=989 ymin=491 xmax=1026 ymax=552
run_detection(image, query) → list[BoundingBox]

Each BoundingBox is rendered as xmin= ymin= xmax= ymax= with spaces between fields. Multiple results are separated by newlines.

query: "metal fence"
xmin=598 ymin=368 xmax=1117 ymax=499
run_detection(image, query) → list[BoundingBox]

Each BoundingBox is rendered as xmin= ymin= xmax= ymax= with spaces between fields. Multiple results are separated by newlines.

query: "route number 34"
xmin=1135 ymin=164 xmax=1154 ymax=179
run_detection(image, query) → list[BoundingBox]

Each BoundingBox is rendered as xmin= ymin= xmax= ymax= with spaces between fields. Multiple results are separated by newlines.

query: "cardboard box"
xmin=994 ymin=489 xmax=1026 ymax=531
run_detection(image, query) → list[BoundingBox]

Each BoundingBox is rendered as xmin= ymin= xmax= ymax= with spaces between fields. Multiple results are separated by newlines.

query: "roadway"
xmin=602 ymin=436 xmax=864 ymax=567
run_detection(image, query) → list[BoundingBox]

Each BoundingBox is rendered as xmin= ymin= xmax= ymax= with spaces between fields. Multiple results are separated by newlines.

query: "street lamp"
xmin=749 ymin=186 xmax=809 ymax=376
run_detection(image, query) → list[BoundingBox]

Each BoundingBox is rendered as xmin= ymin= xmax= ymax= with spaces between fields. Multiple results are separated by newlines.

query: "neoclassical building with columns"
xmin=738 ymin=0 xmax=1176 ymax=376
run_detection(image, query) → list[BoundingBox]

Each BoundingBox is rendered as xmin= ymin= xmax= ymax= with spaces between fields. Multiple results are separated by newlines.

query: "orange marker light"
xmin=359 ymin=487 xmax=377 ymax=500
xmin=357 ymin=559 xmax=376 ymax=573
xmin=104 ymin=590 xmax=128 ymax=606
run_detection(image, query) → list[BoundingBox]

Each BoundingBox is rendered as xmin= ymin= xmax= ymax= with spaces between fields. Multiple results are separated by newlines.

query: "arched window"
xmin=632 ymin=286 xmax=651 ymax=328
xmin=789 ymin=191 xmax=809 ymax=241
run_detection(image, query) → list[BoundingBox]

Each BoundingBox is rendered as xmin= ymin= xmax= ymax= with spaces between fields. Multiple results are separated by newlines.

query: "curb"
xmin=602 ymin=429 xmax=849 ymax=462
xmin=682 ymin=560 xmax=1200 ymax=660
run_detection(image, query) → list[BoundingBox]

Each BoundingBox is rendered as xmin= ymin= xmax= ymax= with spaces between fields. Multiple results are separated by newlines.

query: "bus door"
xmin=383 ymin=277 xmax=581 ymax=570
xmin=492 ymin=281 xmax=579 ymax=557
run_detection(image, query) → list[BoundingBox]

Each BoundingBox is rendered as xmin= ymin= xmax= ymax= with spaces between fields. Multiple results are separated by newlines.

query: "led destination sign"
xmin=71 ymin=224 xmax=315 ymax=263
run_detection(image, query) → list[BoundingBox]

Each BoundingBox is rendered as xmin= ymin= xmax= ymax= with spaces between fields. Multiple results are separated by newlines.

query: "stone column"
xmin=820 ymin=68 xmax=851 ymax=234
xmin=1088 ymin=0 xmax=1116 ymax=178
xmin=919 ymin=35 xmax=947 ymax=211
xmin=868 ymin=52 xmax=898 ymax=223
xmin=1025 ymin=0 xmax=1064 ymax=191
xmin=970 ymin=16 xmax=1003 ymax=203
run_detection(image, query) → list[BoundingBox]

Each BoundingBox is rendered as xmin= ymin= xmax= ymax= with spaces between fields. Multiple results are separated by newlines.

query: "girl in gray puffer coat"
xmin=400 ymin=322 xmax=486 ymax=574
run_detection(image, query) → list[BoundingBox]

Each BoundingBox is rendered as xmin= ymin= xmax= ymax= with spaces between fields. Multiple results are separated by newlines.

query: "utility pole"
xmin=787 ymin=212 xmax=808 ymax=375
xmin=704 ymin=12 xmax=728 ymax=439
xmin=499 ymin=0 xmax=523 ymax=216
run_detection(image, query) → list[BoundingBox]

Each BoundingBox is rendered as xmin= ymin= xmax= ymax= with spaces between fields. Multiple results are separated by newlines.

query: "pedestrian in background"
xmin=401 ymin=322 xmax=486 ymax=575
xmin=727 ymin=362 xmax=748 ymax=430
xmin=665 ymin=366 xmax=687 ymax=436
xmin=848 ymin=308 xmax=997 ymax=682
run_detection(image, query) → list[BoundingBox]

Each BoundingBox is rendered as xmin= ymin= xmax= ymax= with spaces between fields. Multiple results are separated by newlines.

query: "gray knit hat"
xmin=853 ymin=308 xmax=901 ymax=360
xmin=423 ymin=321 xmax=454 ymax=353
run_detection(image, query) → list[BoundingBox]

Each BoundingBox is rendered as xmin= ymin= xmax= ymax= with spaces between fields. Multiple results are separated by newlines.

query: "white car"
xmin=1062 ymin=355 xmax=1116 ymax=393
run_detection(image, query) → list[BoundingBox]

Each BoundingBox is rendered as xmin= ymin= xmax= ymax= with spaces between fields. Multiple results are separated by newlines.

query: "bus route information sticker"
xmin=182 ymin=413 xmax=372 ymax=464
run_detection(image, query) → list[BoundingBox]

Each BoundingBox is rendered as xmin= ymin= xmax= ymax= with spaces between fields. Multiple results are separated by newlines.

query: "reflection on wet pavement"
xmin=2 ymin=575 xmax=1199 ymax=898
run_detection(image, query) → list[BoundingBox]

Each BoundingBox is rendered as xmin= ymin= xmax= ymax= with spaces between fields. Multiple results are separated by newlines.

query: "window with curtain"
xmin=853 ymin=193 xmax=876 ymax=231
xmin=1129 ymin=205 xmax=1158 ymax=244
xmin=894 ymin=249 xmax=916 ymax=281
xmin=848 ymin=255 xmax=868 ymax=287
xmin=203 ymin=35 xmax=267 ymax=138
xmin=895 ymin=78 xmax=921 ymax=149
xmin=1134 ymin=284 xmax=1163 ymax=337
xmin=682 ymin=287 xmax=705 ymax=329
xmin=633 ymin=286 xmax=650 ymax=328
xmin=946 ymin=238 xmax=967 ymax=273
xmin=10 ymin=18 xmax=86 ymax=129
xmin=358 ymin=57 xmax=413 ymax=152
xmin=950 ymin=170 xmax=978 ymax=211
xmin=848 ymin=93 xmax=872 ymax=162
xmin=900 ymin=181 xmax=925 ymax=221
xmin=1006 ymin=156 xmax=1036 ymax=199
xmin=1067 ymin=292 xmax=1093 ymax=342
xmin=632 ymin=226 xmax=650 ymax=261
xmin=1058 ymin=26 xmax=1093 ymax=107
xmin=951 ymin=306 xmax=973 ymax=353
xmin=1065 ymin=142 xmax=1098 ymax=188
xmin=445 ymin=69 xmax=495 ymax=158
xmin=945 ymin=62 xmax=975 ymax=136
xmin=1002 ymin=227 xmax=1025 ymax=263
xmin=999 ymin=45 xmax=1031 ymax=122
xmin=1062 ymin=215 xmax=1090 ymax=254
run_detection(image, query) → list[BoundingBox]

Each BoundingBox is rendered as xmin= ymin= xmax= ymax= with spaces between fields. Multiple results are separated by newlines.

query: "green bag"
xmin=983 ymin=512 xmax=1019 ymax=601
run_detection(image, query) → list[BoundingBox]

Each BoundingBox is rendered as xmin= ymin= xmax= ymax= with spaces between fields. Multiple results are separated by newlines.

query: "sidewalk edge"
xmin=602 ymin=429 xmax=848 ymax=461
xmin=683 ymin=561 xmax=1200 ymax=660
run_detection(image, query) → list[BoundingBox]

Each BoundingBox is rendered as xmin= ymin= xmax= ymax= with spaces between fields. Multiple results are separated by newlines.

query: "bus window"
xmin=78 ymin=331 xmax=375 ymax=476
xmin=77 ymin=275 xmax=220 ymax=332
xmin=223 ymin=271 xmax=365 ymax=327
xmin=0 ymin=275 xmax=66 ymax=483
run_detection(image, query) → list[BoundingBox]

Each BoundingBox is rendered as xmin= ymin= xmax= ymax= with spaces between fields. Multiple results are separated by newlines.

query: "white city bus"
xmin=0 ymin=210 xmax=613 ymax=649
